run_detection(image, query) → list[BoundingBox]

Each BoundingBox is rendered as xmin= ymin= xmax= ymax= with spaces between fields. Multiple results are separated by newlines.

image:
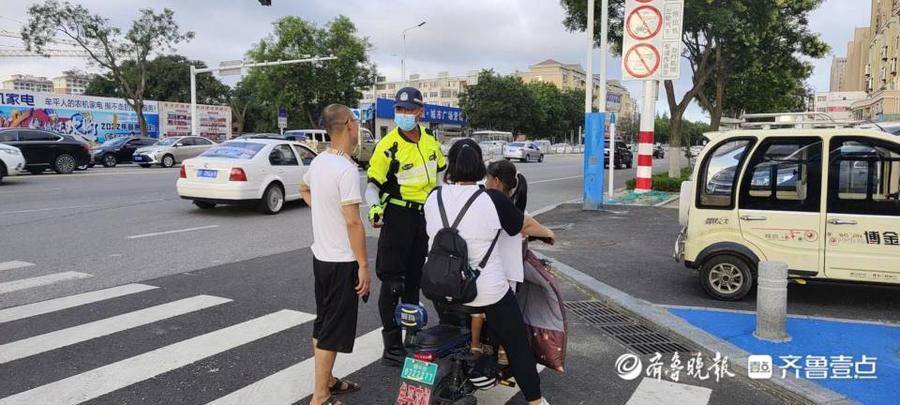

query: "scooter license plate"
xmin=400 ymin=357 xmax=438 ymax=386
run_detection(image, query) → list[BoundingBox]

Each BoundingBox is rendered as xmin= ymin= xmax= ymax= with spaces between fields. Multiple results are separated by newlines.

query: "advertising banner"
xmin=158 ymin=101 xmax=232 ymax=142
xmin=0 ymin=90 xmax=159 ymax=142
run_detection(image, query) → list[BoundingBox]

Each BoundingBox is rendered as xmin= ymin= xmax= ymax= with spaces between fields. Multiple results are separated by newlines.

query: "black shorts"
xmin=312 ymin=257 xmax=359 ymax=353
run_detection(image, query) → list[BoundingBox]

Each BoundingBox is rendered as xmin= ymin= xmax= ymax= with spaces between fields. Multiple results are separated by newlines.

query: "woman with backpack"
xmin=423 ymin=139 xmax=547 ymax=405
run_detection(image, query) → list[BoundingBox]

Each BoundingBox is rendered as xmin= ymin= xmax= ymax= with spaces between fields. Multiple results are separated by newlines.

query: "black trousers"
xmin=376 ymin=204 xmax=428 ymax=331
xmin=481 ymin=290 xmax=542 ymax=402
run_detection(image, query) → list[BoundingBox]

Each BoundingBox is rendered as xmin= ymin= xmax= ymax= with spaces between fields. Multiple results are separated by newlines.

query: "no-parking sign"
xmin=621 ymin=0 xmax=683 ymax=81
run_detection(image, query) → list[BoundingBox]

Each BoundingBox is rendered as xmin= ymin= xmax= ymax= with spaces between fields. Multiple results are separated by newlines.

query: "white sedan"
xmin=176 ymin=139 xmax=317 ymax=214
xmin=0 ymin=143 xmax=27 ymax=184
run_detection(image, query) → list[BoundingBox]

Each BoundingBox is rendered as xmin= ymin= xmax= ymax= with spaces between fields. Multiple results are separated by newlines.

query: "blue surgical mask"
xmin=394 ymin=113 xmax=417 ymax=131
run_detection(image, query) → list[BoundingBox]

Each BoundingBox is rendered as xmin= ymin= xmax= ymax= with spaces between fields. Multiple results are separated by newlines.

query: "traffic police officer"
xmin=365 ymin=87 xmax=445 ymax=366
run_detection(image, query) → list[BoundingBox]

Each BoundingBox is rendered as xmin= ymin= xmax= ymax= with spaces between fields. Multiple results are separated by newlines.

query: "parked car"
xmin=285 ymin=128 xmax=378 ymax=167
xmin=89 ymin=136 xmax=158 ymax=167
xmin=604 ymin=141 xmax=633 ymax=169
xmin=689 ymin=145 xmax=704 ymax=158
xmin=0 ymin=128 xmax=91 ymax=174
xmin=0 ymin=143 xmax=26 ymax=184
xmin=675 ymin=128 xmax=900 ymax=301
xmin=133 ymin=136 xmax=216 ymax=168
xmin=176 ymin=139 xmax=317 ymax=214
xmin=504 ymin=141 xmax=544 ymax=162
xmin=653 ymin=144 xmax=666 ymax=158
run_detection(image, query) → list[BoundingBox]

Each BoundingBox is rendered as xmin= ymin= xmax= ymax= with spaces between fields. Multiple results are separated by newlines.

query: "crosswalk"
xmin=0 ymin=258 xmax=388 ymax=404
xmin=0 ymin=259 xmax=716 ymax=404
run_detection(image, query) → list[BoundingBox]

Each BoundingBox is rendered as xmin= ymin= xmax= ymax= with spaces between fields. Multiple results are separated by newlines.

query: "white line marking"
xmin=0 ymin=309 xmax=315 ymax=405
xmin=473 ymin=365 xmax=545 ymax=404
xmin=529 ymin=175 xmax=583 ymax=184
xmin=0 ymin=283 xmax=158 ymax=324
xmin=0 ymin=295 xmax=232 ymax=363
xmin=127 ymin=224 xmax=220 ymax=239
xmin=0 ymin=261 xmax=35 ymax=272
xmin=0 ymin=205 xmax=102 ymax=215
xmin=626 ymin=377 xmax=711 ymax=405
xmin=0 ymin=272 xmax=93 ymax=294
xmin=209 ymin=329 xmax=383 ymax=405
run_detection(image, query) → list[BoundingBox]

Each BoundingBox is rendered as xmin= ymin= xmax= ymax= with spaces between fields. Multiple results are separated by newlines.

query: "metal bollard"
xmin=754 ymin=261 xmax=791 ymax=342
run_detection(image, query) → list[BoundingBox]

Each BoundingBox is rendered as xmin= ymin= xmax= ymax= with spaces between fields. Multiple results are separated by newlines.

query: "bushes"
xmin=626 ymin=167 xmax=692 ymax=192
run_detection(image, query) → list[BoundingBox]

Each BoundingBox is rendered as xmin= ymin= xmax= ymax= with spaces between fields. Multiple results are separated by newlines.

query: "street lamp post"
xmin=188 ymin=55 xmax=337 ymax=137
xmin=401 ymin=21 xmax=426 ymax=87
xmin=582 ymin=0 xmax=609 ymax=210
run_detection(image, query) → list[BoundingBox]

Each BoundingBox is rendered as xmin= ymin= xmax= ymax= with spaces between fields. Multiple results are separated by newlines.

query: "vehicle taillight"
xmin=179 ymin=164 xmax=186 ymax=178
xmin=413 ymin=352 xmax=435 ymax=362
xmin=229 ymin=168 xmax=247 ymax=181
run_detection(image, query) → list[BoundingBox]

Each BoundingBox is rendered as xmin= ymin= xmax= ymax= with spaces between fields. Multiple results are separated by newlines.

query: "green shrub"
xmin=626 ymin=167 xmax=692 ymax=192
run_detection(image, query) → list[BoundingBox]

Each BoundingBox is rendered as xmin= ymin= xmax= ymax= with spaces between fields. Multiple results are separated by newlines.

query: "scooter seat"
xmin=414 ymin=324 xmax=469 ymax=352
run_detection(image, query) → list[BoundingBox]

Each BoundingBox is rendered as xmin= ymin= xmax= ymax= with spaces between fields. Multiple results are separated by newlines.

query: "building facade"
xmin=52 ymin=70 xmax=92 ymax=95
xmin=833 ymin=0 xmax=900 ymax=120
xmin=2 ymin=74 xmax=53 ymax=93
xmin=830 ymin=57 xmax=847 ymax=92
xmin=515 ymin=59 xmax=636 ymax=123
xmin=812 ymin=91 xmax=868 ymax=120
xmin=360 ymin=71 xmax=480 ymax=108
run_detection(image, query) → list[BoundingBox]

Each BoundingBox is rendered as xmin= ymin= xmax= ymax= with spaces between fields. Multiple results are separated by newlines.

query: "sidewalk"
xmin=533 ymin=204 xmax=900 ymax=405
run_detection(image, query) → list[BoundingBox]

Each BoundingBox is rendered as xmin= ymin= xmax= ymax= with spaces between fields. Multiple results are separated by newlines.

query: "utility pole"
xmin=582 ymin=0 xmax=609 ymax=210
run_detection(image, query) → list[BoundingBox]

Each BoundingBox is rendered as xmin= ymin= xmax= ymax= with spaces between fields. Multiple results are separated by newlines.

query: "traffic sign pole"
xmin=635 ymin=80 xmax=657 ymax=193
xmin=582 ymin=0 xmax=608 ymax=210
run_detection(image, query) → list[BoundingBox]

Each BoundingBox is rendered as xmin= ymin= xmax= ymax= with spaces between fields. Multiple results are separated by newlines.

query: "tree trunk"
xmin=133 ymin=101 xmax=148 ymax=138
xmin=709 ymin=48 xmax=726 ymax=131
xmin=668 ymin=113 xmax=683 ymax=177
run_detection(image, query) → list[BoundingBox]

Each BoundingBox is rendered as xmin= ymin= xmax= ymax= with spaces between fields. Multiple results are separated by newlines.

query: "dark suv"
xmin=604 ymin=141 xmax=634 ymax=169
xmin=0 ymin=128 xmax=92 ymax=174
xmin=90 ymin=136 xmax=157 ymax=167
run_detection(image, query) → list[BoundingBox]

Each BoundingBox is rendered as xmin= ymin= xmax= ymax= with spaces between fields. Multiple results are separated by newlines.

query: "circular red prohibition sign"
xmin=626 ymin=5 xmax=663 ymax=40
xmin=624 ymin=44 xmax=660 ymax=78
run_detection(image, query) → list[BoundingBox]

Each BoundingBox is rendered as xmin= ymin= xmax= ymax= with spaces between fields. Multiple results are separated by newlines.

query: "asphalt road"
xmin=5 ymin=153 xmax=787 ymax=405
xmin=0 ymin=154 xmax=668 ymax=309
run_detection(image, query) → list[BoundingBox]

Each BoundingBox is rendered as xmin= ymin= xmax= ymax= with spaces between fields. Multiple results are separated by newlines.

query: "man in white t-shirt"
xmin=300 ymin=104 xmax=371 ymax=405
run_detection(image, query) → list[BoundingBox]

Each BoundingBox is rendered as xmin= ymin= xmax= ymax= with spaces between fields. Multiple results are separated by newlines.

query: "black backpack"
xmin=421 ymin=188 xmax=501 ymax=305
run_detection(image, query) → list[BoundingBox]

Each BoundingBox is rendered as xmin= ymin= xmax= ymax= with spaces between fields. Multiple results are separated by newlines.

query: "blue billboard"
xmin=375 ymin=98 xmax=466 ymax=125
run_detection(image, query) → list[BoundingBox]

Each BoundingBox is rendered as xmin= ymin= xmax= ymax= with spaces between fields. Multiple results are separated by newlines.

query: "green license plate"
xmin=400 ymin=357 xmax=438 ymax=386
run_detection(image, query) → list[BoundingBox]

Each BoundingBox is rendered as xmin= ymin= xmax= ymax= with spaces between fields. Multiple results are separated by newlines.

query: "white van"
xmin=675 ymin=128 xmax=900 ymax=300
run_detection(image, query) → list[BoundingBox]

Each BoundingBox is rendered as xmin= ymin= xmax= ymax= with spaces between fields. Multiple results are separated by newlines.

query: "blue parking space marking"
xmin=669 ymin=308 xmax=900 ymax=405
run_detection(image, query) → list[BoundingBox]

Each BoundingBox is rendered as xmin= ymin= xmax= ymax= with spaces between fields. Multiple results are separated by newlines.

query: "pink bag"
xmin=517 ymin=249 xmax=567 ymax=372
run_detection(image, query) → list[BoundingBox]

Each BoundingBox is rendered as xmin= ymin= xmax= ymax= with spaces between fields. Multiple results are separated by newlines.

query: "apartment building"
xmin=359 ymin=71 xmax=480 ymax=108
xmin=515 ymin=59 xmax=637 ymax=123
xmin=2 ymin=74 xmax=53 ymax=93
xmin=832 ymin=0 xmax=900 ymax=120
xmin=52 ymin=70 xmax=92 ymax=95
xmin=830 ymin=57 xmax=848 ymax=92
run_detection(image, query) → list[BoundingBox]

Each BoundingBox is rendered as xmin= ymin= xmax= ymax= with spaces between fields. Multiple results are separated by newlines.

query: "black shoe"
xmin=381 ymin=329 xmax=406 ymax=367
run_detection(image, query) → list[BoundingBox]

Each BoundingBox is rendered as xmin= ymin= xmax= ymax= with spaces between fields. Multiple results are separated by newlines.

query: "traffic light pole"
xmin=188 ymin=55 xmax=337 ymax=137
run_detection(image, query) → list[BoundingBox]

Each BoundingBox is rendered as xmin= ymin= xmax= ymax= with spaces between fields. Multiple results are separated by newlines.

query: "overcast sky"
xmin=0 ymin=0 xmax=872 ymax=122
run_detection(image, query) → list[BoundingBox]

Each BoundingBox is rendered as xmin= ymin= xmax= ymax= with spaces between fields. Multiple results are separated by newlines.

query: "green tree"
xmin=560 ymin=0 xmax=828 ymax=176
xmin=85 ymin=55 xmax=230 ymax=105
xmin=22 ymin=0 xmax=194 ymax=137
xmin=240 ymin=15 xmax=375 ymax=131
xmin=459 ymin=70 xmax=539 ymax=136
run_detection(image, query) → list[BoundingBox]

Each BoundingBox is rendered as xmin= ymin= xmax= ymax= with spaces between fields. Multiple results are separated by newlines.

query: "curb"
xmin=533 ymin=250 xmax=858 ymax=405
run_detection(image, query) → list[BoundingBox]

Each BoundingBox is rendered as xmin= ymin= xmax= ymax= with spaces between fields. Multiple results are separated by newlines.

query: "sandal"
xmin=329 ymin=377 xmax=361 ymax=395
xmin=320 ymin=396 xmax=345 ymax=405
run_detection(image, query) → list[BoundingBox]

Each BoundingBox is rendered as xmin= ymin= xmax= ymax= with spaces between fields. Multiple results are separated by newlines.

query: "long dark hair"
xmin=444 ymin=138 xmax=485 ymax=183
xmin=487 ymin=160 xmax=527 ymax=212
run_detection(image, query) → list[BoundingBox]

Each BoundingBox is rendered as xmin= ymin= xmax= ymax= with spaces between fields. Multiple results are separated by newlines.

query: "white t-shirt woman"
xmin=424 ymin=184 xmax=524 ymax=307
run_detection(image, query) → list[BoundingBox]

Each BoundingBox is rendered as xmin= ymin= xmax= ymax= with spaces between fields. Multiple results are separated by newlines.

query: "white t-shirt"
xmin=424 ymin=185 xmax=524 ymax=307
xmin=302 ymin=152 xmax=362 ymax=262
